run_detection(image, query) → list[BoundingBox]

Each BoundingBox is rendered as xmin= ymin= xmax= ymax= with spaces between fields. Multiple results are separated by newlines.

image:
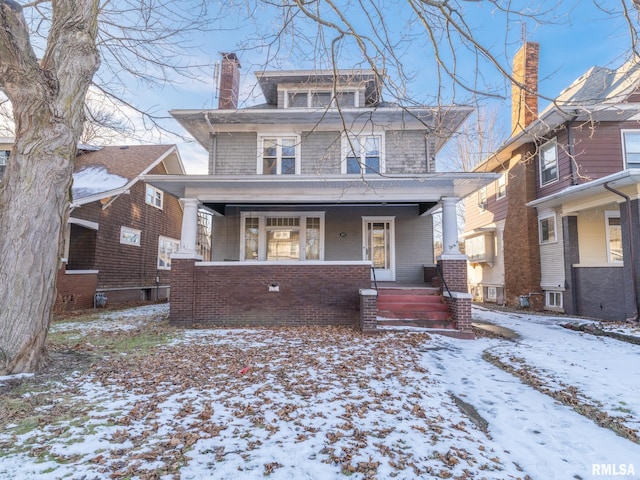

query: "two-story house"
xmin=56 ymin=144 xmax=187 ymax=310
xmin=146 ymin=54 xmax=498 ymax=333
xmin=465 ymin=43 xmax=640 ymax=322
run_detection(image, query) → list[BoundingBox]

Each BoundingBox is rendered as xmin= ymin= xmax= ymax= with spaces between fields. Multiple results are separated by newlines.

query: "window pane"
xmin=624 ymin=132 xmax=640 ymax=153
xmin=244 ymin=217 xmax=259 ymax=260
xmin=263 ymin=139 xmax=277 ymax=157
xmin=336 ymin=91 xmax=355 ymax=107
xmin=347 ymin=157 xmax=360 ymax=174
xmin=364 ymin=137 xmax=380 ymax=155
xmin=540 ymin=217 xmax=556 ymax=243
xmin=0 ymin=151 xmax=8 ymax=166
xmin=608 ymin=216 xmax=623 ymax=262
xmin=267 ymin=230 xmax=299 ymax=260
xmin=365 ymin=156 xmax=380 ymax=174
xmin=311 ymin=92 xmax=332 ymax=107
xmin=288 ymin=92 xmax=308 ymax=107
xmin=306 ymin=218 xmax=320 ymax=260
xmin=540 ymin=142 xmax=558 ymax=184
xmin=281 ymin=158 xmax=295 ymax=175
xmin=281 ymin=138 xmax=296 ymax=157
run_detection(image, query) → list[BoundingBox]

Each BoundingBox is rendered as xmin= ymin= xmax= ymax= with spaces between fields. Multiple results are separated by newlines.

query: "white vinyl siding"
xmin=539 ymin=212 xmax=565 ymax=290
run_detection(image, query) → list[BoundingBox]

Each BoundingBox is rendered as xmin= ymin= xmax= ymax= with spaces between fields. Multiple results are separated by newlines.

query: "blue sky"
xmin=125 ymin=1 xmax=639 ymax=173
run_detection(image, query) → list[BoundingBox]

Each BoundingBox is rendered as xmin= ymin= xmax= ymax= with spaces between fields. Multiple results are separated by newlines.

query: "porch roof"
xmin=527 ymin=169 xmax=640 ymax=212
xmin=143 ymin=173 xmax=499 ymax=214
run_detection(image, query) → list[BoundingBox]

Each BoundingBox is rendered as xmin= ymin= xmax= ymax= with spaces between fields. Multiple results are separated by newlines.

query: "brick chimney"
xmin=218 ymin=53 xmax=241 ymax=110
xmin=511 ymin=42 xmax=539 ymax=135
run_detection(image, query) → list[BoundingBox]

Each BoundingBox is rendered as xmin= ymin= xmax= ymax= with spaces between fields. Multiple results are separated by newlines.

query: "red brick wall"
xmin=437 ymin=258 xmax=468 ymax=293
xmin=70 ymin=163 xmax=183 ymax=299
xmin=503 ymin=146 xmax=542 ymax=308
xmin=54 ymin=264 xmax=97 ymax=311
xmin=170 ymin=261 xmax=370 ymax=327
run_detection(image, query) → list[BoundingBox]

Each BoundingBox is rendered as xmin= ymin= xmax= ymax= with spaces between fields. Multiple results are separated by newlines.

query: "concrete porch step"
xmin=377 ymin=309 xmax=451 ymax=321
xmin=377 ymin=318 xmax=455 ymax=329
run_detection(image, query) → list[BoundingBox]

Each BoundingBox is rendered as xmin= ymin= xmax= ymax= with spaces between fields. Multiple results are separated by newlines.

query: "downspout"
xmin=205 ymin=113 xmax=217 ymax=175
xmin=566 ymin=115 xmax=578 ymax=185
xmin=604 ymin=183 xmax=639 ymax=322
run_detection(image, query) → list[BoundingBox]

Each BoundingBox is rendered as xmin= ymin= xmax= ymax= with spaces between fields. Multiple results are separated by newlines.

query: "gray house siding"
xmin=210 ymin=205 xmax=433 ymax=284
xmin=301 ymin=131 xmax=341 ymax=175
xmin=214 ymin=132 xmax=258 ymax=175
xmin=385 ymin=130 xmax=429 ymax=174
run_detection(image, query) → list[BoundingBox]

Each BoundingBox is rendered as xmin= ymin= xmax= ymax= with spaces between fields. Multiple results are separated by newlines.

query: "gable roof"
xmin=71 ymin=144 xmax=185 ymax=206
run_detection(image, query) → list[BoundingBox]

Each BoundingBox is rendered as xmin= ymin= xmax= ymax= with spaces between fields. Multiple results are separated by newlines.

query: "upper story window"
xmin=496 ymin=173 xmax=507 ymax=200
xmin=478 ymin=186 xmax=487 ymax=211
xmin=145 ymin=184 xmax=163 ymax=209
xmin=285 ymin=89 xmax=358 ymax=109
xmin=538 ymin=213 xmax=557 ymax=244
xmin=343 ymin=134 xmax=383 ymax=174
xmin=622 ymin=130 xmax=640 ymax=169
xmin=258 ymin=136 xmax=300 ymax=175
xmin=539 ymin=138 xmax=559 ymax=186
xmin=0 ymin=150 xmax=8 ymax=178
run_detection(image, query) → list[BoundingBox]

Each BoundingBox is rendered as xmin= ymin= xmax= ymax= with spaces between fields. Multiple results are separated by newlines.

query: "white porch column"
xmin=178 ymin=198 xmax=200 ymax=258
xmin=441 ymin=196 xmax=461 ymax=255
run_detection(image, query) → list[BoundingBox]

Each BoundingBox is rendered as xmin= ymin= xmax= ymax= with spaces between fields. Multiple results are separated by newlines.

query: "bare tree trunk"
xmin=0 ymin=0 xmax=100 ymax=374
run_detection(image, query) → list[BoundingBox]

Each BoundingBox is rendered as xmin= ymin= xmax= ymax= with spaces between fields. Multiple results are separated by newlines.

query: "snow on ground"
xmin=49 ymin=303 xmax=169 ymax=336
xmin=1 ymin=305 xmax=639 ymax=479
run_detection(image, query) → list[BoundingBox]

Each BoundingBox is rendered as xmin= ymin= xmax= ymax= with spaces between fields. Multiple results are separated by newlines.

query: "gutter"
xmin=604 ymin=182 xmax=639 ymax=322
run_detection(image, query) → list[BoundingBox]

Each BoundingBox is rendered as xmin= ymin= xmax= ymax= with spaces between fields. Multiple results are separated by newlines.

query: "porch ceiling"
xmin=143 ymin=173 xmax=499 ymax=209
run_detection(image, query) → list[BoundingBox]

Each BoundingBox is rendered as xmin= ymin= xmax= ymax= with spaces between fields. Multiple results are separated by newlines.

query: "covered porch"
xmin=145 ymin=173 xmax=498 ymax=332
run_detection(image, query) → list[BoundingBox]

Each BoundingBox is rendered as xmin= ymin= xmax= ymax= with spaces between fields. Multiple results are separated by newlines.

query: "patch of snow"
xmin=72 ymin=166 xmax=128 ymax=199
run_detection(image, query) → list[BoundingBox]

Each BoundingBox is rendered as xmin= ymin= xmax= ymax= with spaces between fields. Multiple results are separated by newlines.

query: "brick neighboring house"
xmin=464 ymin=44 xmax=640 ymax=322
xmin=145 ymin=54 xmax=498 ymax=334
xmin=0 ymin=137 xmax=11 ymax=179
xmin=56 ymin=144 xmax=186 ymax=310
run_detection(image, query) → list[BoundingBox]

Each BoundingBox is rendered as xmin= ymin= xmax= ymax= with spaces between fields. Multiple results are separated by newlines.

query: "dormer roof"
xmin=255 ymin=69 xmax=381 ymax=106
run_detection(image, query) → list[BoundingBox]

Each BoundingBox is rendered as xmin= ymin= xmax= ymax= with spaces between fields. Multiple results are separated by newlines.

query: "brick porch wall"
xmin=54 ymin=264 xmax=98 ymax=312
xmin=438 ymin=256 xmax=473 ymax=335
xmin=170 ymin=260 xmax=371 ymax=327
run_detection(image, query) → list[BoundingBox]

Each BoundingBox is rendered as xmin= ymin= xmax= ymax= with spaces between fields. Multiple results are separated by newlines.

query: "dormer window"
xmin=284 ymin=89 xmax=358 ymax=108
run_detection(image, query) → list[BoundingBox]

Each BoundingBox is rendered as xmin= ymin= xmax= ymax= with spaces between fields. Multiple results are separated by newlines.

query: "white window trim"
xmin=545 ymin=290 xmax=563 ymax=309
xmin=120 ymin=226 xmax=141 ymax=246
xmin=257 ymin=134 xmax=301 ymax=175
xmin=478 ymin=186 xmax=488 ymax=211
xmin=495 ymin=173 xmax=507 ymax=200
xmin=157 ymin=235 xmax=180 ymax=270
xmin=240 ymin=211 xmax=325 ymax=261
xmin=538 ymin=213 xmax=557 ymax=244
xmin=539 ymin=138 xmax=559 ymax=187
xmin=621 ymin=129 xmax=640 ymax=169
xmin=145 ymin=184 xmax=164 ymax=210
xmin=341 ymin=133 xmax=385 ymax=174
xmin=605 ymin=210 xmax=623 ymax=264
xmin=283 ymin=87 xmax=360 ymax=109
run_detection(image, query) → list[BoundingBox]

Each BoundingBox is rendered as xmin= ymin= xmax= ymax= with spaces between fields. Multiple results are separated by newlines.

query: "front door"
xmin=363 ymin=217 xmax=396 ymax=281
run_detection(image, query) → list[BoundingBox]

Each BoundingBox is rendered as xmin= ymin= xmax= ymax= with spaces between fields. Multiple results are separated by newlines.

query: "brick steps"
xmin=377 ymin=286 xmax=454 ymax=328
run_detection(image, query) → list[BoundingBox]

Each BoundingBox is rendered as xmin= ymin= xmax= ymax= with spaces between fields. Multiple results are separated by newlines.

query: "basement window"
xmin=546 ymin=291 xmax=563 ymax=308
